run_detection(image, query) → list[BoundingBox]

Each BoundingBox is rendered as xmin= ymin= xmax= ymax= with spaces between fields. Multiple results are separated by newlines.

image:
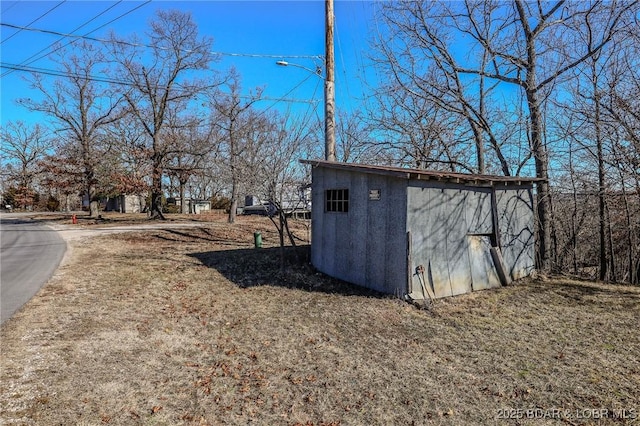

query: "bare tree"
xmin=335 ymin=109 xmax=383 ymax=164
xmin=209 ymin=69 xmax=266 ymax=223
xmin=38 ymin=141 xmax=86 ymax=212
xmin=373 ymin=1 xmax=514 ymax=175
xmin=110 ymin=10 xmax=215 ymax=219
xmin=250 ymin=111 xmax=314 ymax=271
xmin=0 ymin=121 xmax=51 ymax=209
xmin=18 ymin=41 xmax=123 ymax=217
xmin=164 ymin=113 xmax=214 ymax=214
xmin=368 ymin=75 xmax=474 ymax=171
xmin=102 ymin=114 xmax=150 ymax=210
xmin=374 ymin=0 xmax=638 ymax=271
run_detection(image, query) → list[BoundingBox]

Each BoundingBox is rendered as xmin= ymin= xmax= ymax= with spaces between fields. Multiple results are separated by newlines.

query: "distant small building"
xmin=190 ymin=200 xmax=211 ymax=214
xmin=104 ymin=194 xmax=146 ymax=213
xmin=173 ymin=198 xmax=211 ymax=214
xmin=301 ymin=160 xmax=543 ymax=300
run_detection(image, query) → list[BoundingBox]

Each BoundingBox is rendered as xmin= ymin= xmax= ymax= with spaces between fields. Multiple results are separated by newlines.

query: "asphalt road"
xmin=1 ymin=218 xmax=67 ymax=324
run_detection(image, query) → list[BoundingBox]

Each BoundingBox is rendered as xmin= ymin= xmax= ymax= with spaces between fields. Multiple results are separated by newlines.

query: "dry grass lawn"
xmin=1 ymin=214 xmax=639 ymax=425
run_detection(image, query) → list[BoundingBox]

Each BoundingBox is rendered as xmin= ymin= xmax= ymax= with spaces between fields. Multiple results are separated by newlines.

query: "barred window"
xmin=325 ymin=189 xmax=349 ymax=213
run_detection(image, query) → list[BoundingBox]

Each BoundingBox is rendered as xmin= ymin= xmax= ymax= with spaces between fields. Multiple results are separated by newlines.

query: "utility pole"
xmin=324 ymin=0 xmax=336 ymax=161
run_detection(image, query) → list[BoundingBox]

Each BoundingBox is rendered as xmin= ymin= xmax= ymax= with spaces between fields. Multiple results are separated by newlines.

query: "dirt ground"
xmin=1 ymin=213 xmax=639 ymax=425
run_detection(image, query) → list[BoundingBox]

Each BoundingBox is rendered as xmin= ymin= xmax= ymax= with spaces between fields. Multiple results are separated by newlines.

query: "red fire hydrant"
xmin=72 ymin=214 xmax=77 ymax=224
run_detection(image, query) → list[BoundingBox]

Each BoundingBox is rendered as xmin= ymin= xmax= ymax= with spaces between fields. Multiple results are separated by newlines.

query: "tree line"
xmin=1 ymin=3 xmax=638 ymax=284
xmin=1 ymin=10 xmax=317 ymax=223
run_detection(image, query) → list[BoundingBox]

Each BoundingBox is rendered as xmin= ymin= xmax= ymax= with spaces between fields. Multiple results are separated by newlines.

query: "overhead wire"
xmin=0 ymin=62 xmax=135 ymax=86
xmin=2 ymin=2 xmax=324 ymax=127
xmin=1 ymin=1 xmax=19 ymax=14
xmin=1 ymin=0 xmax=66 ymax=45
xmin=334 ymin=9 xmax=354 ymax=108
xmin=0 ymin=61 xmax=319 ymax=106
xmin=0 ymin=23 xmax=322 ymax=62
xmin=1 ymin=1 xmax=152 ymax=78
xmin=4 ymin=1 xmax=124 ymax=78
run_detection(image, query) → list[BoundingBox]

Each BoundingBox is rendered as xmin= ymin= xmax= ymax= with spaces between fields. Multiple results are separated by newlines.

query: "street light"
xmin=276 ymin=60 xmax=323 ymax=78
xmin=276 ymin=58 xmax=336 ymax=162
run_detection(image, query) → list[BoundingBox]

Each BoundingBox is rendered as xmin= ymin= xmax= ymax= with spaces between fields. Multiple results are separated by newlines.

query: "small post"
xmin=254 ymin=232 xmax=262 ymax=249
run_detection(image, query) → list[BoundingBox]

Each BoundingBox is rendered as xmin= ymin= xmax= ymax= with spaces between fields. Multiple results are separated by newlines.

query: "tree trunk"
xmin=88 ymin=181 xmax=99 ymax=218
xmin=470 ymin=120 xmax=485 ymax=174
xmin=228 ymin=158 xmax=238 ymax=223
xmin=593 ymin=65 xmax=608 ymax=281
xmin=149 ymin=158 xmax=165 ymax=220
xmin=279 ymin=209 xmax=285 ymax=273
xmin=228 ymin=175 xmax=238 ymax=224
xmin=179 ymin=180 xmax=189 ymax=214
xmin=526 ymin=87 xmax=552 ymax=272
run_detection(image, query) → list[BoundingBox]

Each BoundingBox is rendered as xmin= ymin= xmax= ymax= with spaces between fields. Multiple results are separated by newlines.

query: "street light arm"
xmin=276 ymin=60 xmax=324 ymax=79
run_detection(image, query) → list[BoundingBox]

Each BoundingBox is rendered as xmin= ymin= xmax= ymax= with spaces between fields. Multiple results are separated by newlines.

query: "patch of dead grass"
xmin=1 ymin=216 xmax=639 ymax=425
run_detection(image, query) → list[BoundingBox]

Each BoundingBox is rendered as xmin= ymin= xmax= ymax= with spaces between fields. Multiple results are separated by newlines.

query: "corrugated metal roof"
xmin=300 ymin=159 xmax=545 ymax=186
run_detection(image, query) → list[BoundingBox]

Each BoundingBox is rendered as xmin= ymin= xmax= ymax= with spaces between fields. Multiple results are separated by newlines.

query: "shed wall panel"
xmin=364 ymin=174 xmax=389 ymax=292
xmin=327 ymin=169 xmax=351 ymax=276
xmin=310 ymin=167 xmax=408 ymax=295
xmin=407 ymin=185 xmax=455 ymax=298
xmin=383 ymin=177 xmax=409 ymax=295
xmin=407 ymin=183 xmax=499 ymax=298
xmin=445 ymin=189 xmax=473 ymax=296
xmin=310 ymin=167 xmax=324 ymax=269
xmin=348 ymin=172 xmax=368 ymax=285
xmin=496 ymin=186 xmax=535 ymax=280
xmin=465 ymin=189 xmax=493 ymax=234
xmin=468 ymin=235 xmax=501 ymax=290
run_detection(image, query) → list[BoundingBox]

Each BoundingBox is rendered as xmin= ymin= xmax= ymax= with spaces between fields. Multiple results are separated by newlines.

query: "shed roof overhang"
xmin=300 ymin=160 xmax=546 ymax=187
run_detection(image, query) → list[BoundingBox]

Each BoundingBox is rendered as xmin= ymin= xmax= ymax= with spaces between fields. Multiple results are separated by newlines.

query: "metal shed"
xmin=301 ymin=160 xmax=543 ymax=300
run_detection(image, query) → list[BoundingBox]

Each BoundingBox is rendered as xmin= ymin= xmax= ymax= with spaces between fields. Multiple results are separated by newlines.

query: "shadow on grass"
xmin=188 ymin=245 xmax=386 ymax=298
xmin=528 ymin=278 xmax=640 ymax=309
xmin=155 ymin=228 xmax=241 ymax=247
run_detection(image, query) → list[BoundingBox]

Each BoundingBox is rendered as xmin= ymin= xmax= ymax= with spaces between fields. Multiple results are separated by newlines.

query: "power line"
xmin=0 ymin=23 xmax=323 ymax=62
xmin=334 ymin=13 xmax=354 ymax=105
xmin=1 ymin=1 xmax=20 ymax=14
xmin=1 ymin=0 xmax=66 ymax=45
xmin=1 ymin=1 xmax=152 ymax=78
xmin=0 ymin=61 xmax=319 ymax=106
xmin=5 ymin=1 xmax=124 ymax=78
xmin=0 ymin=62 xmax=134 ymax=86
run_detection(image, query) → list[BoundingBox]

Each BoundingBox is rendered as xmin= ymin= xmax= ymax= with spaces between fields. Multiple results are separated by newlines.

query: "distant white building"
xmin=174 ymin=197 xmax=211 ymax=214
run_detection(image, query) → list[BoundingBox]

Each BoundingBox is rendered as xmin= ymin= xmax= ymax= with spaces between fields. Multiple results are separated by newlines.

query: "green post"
xmin=254 ymin=232 xmax=262 ymax=248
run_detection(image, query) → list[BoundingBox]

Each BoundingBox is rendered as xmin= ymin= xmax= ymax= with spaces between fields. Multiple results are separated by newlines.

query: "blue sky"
xmin=1 ymin=0 xmax=379 ymax=128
